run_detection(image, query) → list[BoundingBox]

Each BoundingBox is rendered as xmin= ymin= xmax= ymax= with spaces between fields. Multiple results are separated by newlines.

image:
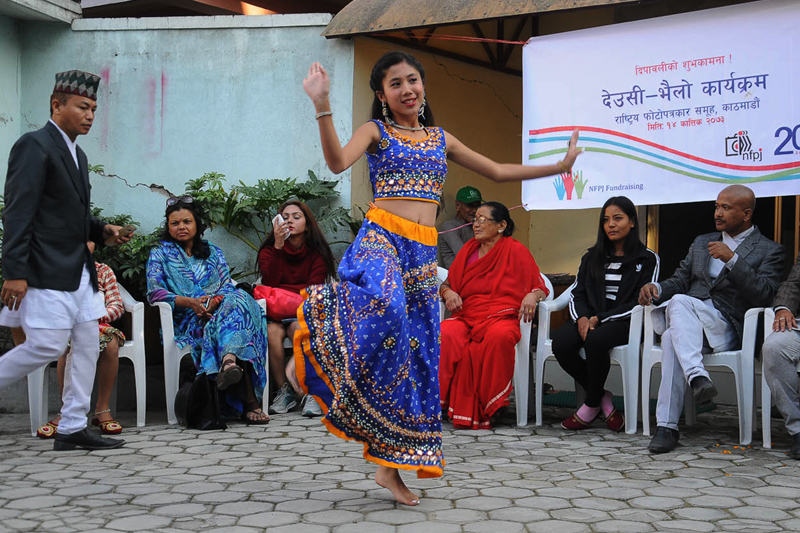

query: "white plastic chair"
xmin=152 ymin=285 xmax=268 ymax=425
xmin=535 ymin=285 xmax=643 ymax=434
xmin=27 ymin=284 xmax=147 ymax=436
xmin=641 ymin=303 xmax=760 ymax=445
xmin=260 ymin=283 xmax=298 ymax=403
xmin=437 ymin=267 xmax=552 ymax=427
xmin=436 ymin=266 xmax=448 ymax=288
xmin=515 ymin=274 xmax=554 ymax=427
xmin=436 ymin=267 xmax=449 ymax=321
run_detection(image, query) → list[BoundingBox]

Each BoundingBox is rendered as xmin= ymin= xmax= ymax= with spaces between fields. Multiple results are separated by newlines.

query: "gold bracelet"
xmin=556 ymin=159 xmax=569 ymax=174
xmin=315 ymin=111 xmax=332 ymax=120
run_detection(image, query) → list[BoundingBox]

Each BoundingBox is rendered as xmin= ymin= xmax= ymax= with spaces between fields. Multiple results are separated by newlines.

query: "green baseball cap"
xmin=456 ymin=186 xmax=482 ymax=204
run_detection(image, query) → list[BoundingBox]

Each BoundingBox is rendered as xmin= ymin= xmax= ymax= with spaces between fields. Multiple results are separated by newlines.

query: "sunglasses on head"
xmin=166 ymin=195 xmax=194 ymax=207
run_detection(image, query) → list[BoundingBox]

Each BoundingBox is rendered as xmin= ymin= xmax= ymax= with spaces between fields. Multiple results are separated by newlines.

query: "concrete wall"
xmin=0 ymin=16 xmax=22 ymax=167
xmin=2 ymin=14 xmax=354 ymax=273
xmin=1 ymin=0 xmax=81 ymax=23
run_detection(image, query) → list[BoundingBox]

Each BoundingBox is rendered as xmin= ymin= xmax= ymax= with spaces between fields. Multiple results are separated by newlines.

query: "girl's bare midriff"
xmin=374 ymin=198 xmax=438 ymax=227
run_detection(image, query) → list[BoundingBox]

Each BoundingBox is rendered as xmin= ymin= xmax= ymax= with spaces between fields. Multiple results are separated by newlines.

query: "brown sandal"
xmin=242 ymin=408 xmax=270 ymax=425
xmin=217 ymin=356 xmax=243 ymax=390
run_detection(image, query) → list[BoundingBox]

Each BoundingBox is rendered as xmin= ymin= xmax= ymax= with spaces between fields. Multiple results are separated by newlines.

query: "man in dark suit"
xmin=0 ymin=70 xmax=131 ymax=450
xmin=763 ymin=255 xmax=800 ymax=458
xmin=639 ymin=185 xmax=784 ymax=453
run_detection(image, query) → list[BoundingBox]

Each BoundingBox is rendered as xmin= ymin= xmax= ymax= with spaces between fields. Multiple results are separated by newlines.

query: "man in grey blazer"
xmin=762 ymin=255 xmax=800 ymax=458
xmin=639 ymin=185 xmax=784 ymax=453
xmin=0 ymin=70 xmax=131 ymax=450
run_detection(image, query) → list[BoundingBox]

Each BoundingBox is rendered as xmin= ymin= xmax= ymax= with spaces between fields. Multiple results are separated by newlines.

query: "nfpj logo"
xmin=725 ymin=131 xmax=762 ymax=162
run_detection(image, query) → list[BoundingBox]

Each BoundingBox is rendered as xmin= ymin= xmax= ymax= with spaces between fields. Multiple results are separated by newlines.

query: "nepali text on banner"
xmin=520 ymin=0 xmax=800 ymax=211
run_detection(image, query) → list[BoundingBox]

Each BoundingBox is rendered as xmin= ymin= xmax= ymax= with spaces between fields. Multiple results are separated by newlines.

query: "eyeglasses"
xmin=472 ymin=215 xmax=496 ymax=225
xmin=166 ymin=195 xmax=194 ymax=207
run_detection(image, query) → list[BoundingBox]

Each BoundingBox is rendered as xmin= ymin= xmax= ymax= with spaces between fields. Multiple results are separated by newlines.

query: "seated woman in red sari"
xmin=439 ymin=201 xmax=548 ymax=429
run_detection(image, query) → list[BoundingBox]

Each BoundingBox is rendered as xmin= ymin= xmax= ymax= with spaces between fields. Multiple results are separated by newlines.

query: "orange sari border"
xmin=321 ymin=417 xmax=444 ymax=478
xmin=366 ymin=205 xmax=438 ymax=247
xmin=293 ymin=287 xmax=336 ymax=399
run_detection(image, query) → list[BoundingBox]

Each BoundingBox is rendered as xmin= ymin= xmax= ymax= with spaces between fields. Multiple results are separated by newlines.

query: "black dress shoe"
xmin=53 ymin=428 xmax=125 ymax=451
xmin=690 ymin=375 xmax=718 ymax=405
xmin=790 ymin=433 xmax=800 ymax=459
xmin=648 ymin=426 xmax=680 ymax=454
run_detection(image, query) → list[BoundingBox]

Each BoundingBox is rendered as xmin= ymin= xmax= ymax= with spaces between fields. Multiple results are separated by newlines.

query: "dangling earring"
xmin=382 ymin=98 xmax=425 ymax=131
xmin=418 ymin=96 xmax=426 ymax=122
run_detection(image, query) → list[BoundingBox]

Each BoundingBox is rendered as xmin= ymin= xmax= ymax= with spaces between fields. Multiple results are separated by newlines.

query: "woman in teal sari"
xmin=147 ymin=197 xmax=269 ymax=423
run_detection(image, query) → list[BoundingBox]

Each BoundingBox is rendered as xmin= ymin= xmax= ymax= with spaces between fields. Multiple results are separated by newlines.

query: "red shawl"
xmin=448 ymin=236 xmax=546 ymax=337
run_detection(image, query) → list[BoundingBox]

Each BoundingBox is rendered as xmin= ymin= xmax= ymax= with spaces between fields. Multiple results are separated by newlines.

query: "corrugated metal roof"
xmin=322 ymin=0 xmax=643 ymax=37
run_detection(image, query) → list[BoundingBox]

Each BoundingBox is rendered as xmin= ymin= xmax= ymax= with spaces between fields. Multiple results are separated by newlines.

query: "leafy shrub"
xmin=90 ymin=208 xmax=162 ymax=302
xmin=92 ymin=170 xmax=353 ymax=296
xmin=185 ymin=170 xmax=352 ymax=251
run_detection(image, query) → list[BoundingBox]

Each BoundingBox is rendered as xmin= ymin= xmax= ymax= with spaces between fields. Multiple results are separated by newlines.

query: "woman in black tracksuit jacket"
xmin=553 ymin=196 xmax=659 ymax=432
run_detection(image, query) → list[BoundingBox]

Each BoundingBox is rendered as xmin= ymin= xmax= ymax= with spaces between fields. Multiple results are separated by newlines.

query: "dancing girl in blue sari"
xmin=298 ymin=51 xmax=582 ymax=504
xmin=147 ymin=198 xmax=269 ymax=423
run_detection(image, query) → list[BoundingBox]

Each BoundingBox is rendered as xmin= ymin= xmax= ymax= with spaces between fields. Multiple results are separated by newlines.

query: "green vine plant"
xmin=185 ymin=170 xmax=353 ymax=252
xmin=0 ymin=174 xmax=356 ymax=300
xmin=90 ymin=208 xmax=162 ymax=302
xmin=88 ymin=168 xmax=353 ymax=293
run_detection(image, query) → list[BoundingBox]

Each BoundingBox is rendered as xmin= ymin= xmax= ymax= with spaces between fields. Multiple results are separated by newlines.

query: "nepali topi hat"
xmin=54 ymin=70 xmax=101 ymax=101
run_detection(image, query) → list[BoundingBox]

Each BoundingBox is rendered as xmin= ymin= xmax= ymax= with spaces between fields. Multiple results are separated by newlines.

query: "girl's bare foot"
xmin=375 ymin=466 xmax=420 ymax=506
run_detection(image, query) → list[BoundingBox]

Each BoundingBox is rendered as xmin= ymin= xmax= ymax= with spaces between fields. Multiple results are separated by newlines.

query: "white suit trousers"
xmin=655 ymin=294 xmax=737 ymax=430
xmin=0 ymin=321 xmax=100 ymax=434
xmin=0 ymin=266 xmax=104 ymax=435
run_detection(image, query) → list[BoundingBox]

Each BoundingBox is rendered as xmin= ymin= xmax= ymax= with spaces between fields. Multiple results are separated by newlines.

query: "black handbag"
xmin=174 ymin=373 xmax=227 ymax=431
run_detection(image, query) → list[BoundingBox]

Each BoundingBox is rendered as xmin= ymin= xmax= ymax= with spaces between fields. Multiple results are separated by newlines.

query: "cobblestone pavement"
xmin=1 ymin=406 xmax=799 ymax=532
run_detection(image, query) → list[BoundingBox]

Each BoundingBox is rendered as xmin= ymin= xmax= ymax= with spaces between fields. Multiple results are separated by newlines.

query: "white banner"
xmin=521 ymin=0 xmax=800 ymax=211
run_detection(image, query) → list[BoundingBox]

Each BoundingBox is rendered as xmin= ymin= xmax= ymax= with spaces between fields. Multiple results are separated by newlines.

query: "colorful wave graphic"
xmin=528 ymin=126 xmax=800 ymax=184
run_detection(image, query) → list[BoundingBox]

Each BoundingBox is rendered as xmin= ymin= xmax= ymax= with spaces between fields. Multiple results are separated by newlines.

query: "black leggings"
xmin=551 ymin=319 xmax=630 ymax=407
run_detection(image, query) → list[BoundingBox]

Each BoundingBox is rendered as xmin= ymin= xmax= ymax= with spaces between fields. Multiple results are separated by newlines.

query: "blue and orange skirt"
xmin=294 ymin=205 xmax=444 ymax=478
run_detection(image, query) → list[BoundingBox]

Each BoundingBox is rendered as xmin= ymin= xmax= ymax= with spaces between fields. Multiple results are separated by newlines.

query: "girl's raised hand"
xmin=303 ymin=62 xmax=330 ymax=105
xmin=563 ymin=129 xmax=583 ymax=168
